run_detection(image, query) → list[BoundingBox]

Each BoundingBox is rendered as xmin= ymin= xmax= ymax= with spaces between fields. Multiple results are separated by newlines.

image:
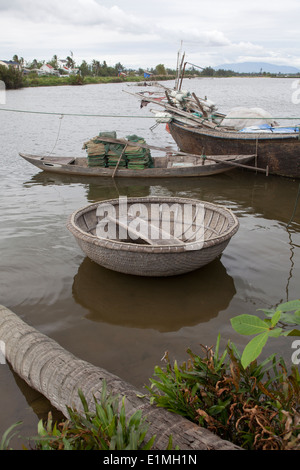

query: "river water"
xmin=0 ymin=77 xmax=300 ymax=447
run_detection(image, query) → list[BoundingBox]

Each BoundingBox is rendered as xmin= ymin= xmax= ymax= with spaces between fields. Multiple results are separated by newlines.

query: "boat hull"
xmin=19 ymin=152 xmax=255 ymax=178
xmin=169 ymin=121 xmax=300 ymax=178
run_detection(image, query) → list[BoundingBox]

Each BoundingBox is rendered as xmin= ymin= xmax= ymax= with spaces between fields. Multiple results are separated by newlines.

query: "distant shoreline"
xmin=22 ymin=74 xmax=177 ymax=88
xmin=4 ymin=73 xmax=299 ymax=91
xmin=23 ymin=73 xmax=300 ymax=88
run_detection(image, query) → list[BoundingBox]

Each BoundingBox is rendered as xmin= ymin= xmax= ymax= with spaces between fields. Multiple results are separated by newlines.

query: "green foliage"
xmin=0 ymin=65 xmax=24 ymax=89
xmin=0 ymin=422 xmax=22 ymax=450
xmin=231 ymin=300 xmax=300 ymax=368
xmin=68 ymin=74 xmax=84 ymax=86
xmin=148 ymin=335 xmax=300 ymax=450
xmin=155 ymin=64 xmax=166 ymax=75
xmin=33 ymin=382 xmax=157 ymax=450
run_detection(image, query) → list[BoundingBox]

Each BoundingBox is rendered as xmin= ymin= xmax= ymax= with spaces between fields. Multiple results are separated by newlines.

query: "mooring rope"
xmin=0 ymin=107 xmax=155 ymax=118
xmin=0 ymin=106 xmax=300 ymax=121
xmin=287 ymin=182 xmax=300 ymax=228
xmin=47 ymin=114 xmax=64 ymax=156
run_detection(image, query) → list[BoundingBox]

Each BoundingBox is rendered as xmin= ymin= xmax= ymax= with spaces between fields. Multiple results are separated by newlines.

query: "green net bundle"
xmin=106 ymin=143 xmax=127 ymax=168
xmin=83 ymin=132 xmax=153 ymax=169
xmin=125 ymin=134 xmax=153 ymax=169
xmin=83 ymin=137 xmax=107 ymax=168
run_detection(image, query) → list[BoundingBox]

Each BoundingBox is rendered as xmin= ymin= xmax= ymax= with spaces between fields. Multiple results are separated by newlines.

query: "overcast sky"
xmin=1 ymin=0 xmax=300 ymax=70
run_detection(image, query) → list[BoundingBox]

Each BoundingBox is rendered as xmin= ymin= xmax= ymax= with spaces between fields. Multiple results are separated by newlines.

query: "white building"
xmin=39 ymin=63 xmax=55 ymax=75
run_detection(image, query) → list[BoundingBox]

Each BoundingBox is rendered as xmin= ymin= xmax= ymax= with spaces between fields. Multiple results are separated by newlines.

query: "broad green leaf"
xmin=231 ymin=314 xmax=269 ymax=336
xmin=277 ymin=299 xmax=300 ymax=312
xmin=282 ymin=328 xmax=300 ymax=336
xmin=259 ymin=308 xmax=276 ymax=316
xmin=280 ymin=312 xmax=300 ymax=325
xmin=241 ymin=332 xmax=269 ymax=368
xmin=268 ymin=327 xmax=283 ymax=337
xmin=271 ymin=310 xmax=281 ymax=327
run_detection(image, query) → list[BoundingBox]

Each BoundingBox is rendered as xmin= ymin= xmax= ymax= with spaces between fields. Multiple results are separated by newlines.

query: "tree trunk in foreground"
xmin=0 ymin=305 xmax=241 ymax=450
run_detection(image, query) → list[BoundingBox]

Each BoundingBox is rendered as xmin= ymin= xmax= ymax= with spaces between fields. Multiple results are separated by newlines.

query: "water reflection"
xmin=11 ymin=365 xmax=63 ymax=423
xmin=25 ymin=169 xmax=300 ymax=229
xmin=72 ymin=257 xmax=236 ymax=332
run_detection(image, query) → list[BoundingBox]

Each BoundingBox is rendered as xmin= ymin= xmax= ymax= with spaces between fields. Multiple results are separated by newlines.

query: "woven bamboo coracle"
xmin=67 ymin=197 xmax=239 ymax=277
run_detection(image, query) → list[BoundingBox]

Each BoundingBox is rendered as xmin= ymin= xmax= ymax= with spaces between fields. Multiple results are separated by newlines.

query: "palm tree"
xmin=66 ymin=55 xmax=75 ymax=69
xmin=92 ymin=59 xmax=101 ymax=76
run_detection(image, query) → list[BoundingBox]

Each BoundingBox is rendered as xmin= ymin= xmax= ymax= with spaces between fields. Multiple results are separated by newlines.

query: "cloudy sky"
xmin=1 ymin=0 xmax=300 ymax=70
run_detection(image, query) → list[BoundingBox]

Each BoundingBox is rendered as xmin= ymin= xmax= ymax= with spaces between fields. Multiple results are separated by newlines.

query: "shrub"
xmin=32 ymin=383 xmax=157 ymax=450
xmin=0 ymin=65 xmax=24 ymax=89
xmin=147 ymin=335 xmax=300 ymax=450
xmin=231 ymin=299 xmax=300 ymax=368
xmin=68 ymin=74 xmax=84 ymax=86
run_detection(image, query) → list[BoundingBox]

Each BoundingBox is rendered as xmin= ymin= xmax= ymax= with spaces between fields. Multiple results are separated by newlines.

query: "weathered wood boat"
xmin=168 ymin=120 xmax=300 ymax=179
xmin=66 ymin=196 xmax=239 ymax=276
xmin=19 ymin=150 xmax=255 ymax=178
xmin=127 ymin=82 xmax=300 ymax=178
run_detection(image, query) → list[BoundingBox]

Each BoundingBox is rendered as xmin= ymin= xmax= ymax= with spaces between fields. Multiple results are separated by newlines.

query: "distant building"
xmin=39 ymin=63 xmax=55 ymax=74
xmin=143 ymin=71 xmax=153 ymax=78
xmin=57 ymin=59 xmax=68 ymax=68
xmin=57 ymin=59 xmax=78 ymax=75
xmin=0 ymin=60 xmax=21 ymax=70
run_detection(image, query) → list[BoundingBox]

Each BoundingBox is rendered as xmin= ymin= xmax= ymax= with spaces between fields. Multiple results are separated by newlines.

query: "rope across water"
xmin=0 ymin=107 xmax=300 ymax=121
xmin=0 ymin=107 xmax=155 ymax=118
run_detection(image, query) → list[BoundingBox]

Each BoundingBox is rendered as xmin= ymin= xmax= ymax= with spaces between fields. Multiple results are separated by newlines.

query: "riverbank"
xmin=22 ymin=74 xmax=177 ymax=87
xmin=7 ymin=72 xmax=299 ymax=89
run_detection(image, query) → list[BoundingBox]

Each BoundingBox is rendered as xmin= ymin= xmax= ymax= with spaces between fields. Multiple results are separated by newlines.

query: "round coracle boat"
xmin=67 ymin=196 xmax=239 ymax=276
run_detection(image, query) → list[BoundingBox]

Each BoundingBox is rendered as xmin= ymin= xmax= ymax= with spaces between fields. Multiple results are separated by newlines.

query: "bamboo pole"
xmin=0 ymin=305 xmax=241 ymax=450
xmin=125 ymin=90 xmax=216 ymax=128
xmin=192 ymin=92 xmax=208 ymax=118
xmin=95 ymin=136 xmax=268 ymax=174
xmin=112 ymin=144 xmax=128 ymax=178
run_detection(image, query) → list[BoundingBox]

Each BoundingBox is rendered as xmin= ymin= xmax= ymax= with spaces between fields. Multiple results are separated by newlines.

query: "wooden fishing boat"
xmin=127 ymin=82 xmax=300 ymax=178
xmin=66 ymin=196 xmax=239 ymax=276
xmin=19 ymin=150 xmax=255 ymax=178
xmin=168 ymin=120 xmax=300 ymax=178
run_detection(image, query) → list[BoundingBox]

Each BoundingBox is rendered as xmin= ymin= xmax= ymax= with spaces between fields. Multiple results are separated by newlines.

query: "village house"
xmin=57 ymin=59 xmax=79 ymax=75
xmin=0 ymin=60 xmax=21 ymax=70
xmin=39 ymin=63 xmax=56 ymax=75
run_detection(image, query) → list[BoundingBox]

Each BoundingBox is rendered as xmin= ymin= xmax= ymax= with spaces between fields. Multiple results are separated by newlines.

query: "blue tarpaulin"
xmin=239 ymin=124 xmax=300 ymax=133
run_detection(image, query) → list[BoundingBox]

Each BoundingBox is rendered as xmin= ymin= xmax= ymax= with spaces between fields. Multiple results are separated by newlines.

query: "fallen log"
xmin=0 ymin=305 xmax=241 ymax=450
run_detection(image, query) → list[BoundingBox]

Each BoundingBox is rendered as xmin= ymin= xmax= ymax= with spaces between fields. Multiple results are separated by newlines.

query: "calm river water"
xmin=0 ymin=77 xmax=300 ymax=447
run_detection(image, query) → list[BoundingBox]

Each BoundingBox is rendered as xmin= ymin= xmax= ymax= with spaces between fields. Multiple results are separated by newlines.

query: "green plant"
xmin=148 ymin=335 xmax=300 ymax=450
xmin=0 ymin=65 xmax=24 ymax=89
xmin=0 ymin=422 xmax=22 ymax=450
xmin=68 ymin=74 xmax=84 ymax=86
xmin=231 ymin=300 xmax=300 ymax=368
xmin=33 ymin=382 xmax=157 ymax=450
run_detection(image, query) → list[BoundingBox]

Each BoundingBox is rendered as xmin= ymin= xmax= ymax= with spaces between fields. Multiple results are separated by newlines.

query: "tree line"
xmin=2 ymin=54 xmax=286 ymax=90
xmin=6 ymin=54 xmax=175 ymax=77
xmin=3 ymin=54 xmax=225 ymax=78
